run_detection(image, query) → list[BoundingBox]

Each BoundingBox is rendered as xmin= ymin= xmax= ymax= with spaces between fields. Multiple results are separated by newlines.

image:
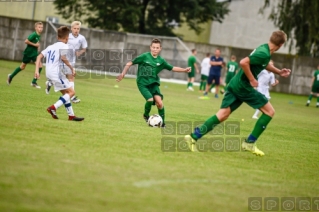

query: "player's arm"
xmin=240 ymin=57 xmax=258 ymax=87
xmin=117 ymin=61 xmax=133 ymax=82
xmin=34 ymin=53 xmax=44 ymax=79
xmin=76 ymin=48 xmax=86 ymax=57
xmin=172 ymin=66 xmax=191 ymax=73
xmin=194 ymin=63 xmax=199 ymax=73
xmin=61 ymin=55 xmax=75 ymax=76
xmin=266 ymin=63 xmax=291 ymax=77
xmin=210 ymin=61 xmax=223 ymax=66
xmin=25 ymin=39 xmax=40 ymax=48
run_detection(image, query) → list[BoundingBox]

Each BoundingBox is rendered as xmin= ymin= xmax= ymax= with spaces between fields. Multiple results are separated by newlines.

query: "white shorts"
xmin=257 ymin=87 xmax=271 ymax=100
xmin=47 ymin=74 xmax=72 ymax=92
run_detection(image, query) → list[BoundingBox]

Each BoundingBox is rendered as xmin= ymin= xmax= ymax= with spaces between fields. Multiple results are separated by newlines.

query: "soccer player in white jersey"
xmin=252 ymin=60 xmax=279 ymax=119
xmin=35 ymin=26 xmax=84 ymax=121
xmin=46 ymin=21 xmax=87 ymax=104
xmin=199 ymin=53 xmax=210 ymax=92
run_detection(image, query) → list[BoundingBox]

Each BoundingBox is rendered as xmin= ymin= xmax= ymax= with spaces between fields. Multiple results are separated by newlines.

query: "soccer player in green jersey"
xmin=187 ymin=49 xmax=199 ymax=91
xmin=7 ymin=22 xmax=43 ymax=88
xmin=305 ymin=65 xmax=319 ymax=107
xmin=225 ymin=55 xmax=239 ymax=88
xmin=185 ymin=31 xmax=291 ymax=156
xmin=116 ymin=38 xmax=191 ymax=127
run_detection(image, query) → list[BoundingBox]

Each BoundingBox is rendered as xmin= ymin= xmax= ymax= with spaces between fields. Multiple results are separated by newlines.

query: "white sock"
xmin=307 ymin=100 xmax=310 ymax=103
xmin=64 ymin=100 xmax=74 ymax=116
xmin=54 ymin=94 xmax=70 ymax=109
xmin=253 ymin=109 xmax=260 ymax=117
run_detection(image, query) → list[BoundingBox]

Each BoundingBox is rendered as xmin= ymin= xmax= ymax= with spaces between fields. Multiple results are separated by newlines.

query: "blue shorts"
xmin=207 ymin=75 xmax=220 ymax=85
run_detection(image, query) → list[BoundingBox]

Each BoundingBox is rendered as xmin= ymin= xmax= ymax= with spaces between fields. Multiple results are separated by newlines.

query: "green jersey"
xmin=24 ymin=31 xmax=41 ymax=57
xmin=313 ymin=70 xmax=319 ymax=86
xmin=132 ymin=52 xmax=173 ymax=86
xmin=229 ymin=43 xmax=271 ymax=92
xmin=226 ymin=61 xmax=239 ymax=78
xmin=188 ymin=55 xmax=196 ymax=72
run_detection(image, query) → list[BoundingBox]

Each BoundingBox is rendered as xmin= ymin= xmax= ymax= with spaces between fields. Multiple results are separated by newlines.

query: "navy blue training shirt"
xmin=209 ymin=56 xmax=224 ymax=76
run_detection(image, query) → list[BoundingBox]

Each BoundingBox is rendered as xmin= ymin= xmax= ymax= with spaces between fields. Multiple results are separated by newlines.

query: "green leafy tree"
xmin=54 ymin=0 xmax=230 ymax=36
xmin=261 ymin=0 xmax=319 ymax=56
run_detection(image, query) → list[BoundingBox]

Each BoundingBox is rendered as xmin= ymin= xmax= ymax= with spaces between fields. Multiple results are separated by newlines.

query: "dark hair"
xmin=191 ymin=49 xmax=196 ymax=53
xmin=206 ymin=53 xmax=210 ymax=57
xmin=57 ymin=26 xmax=70 ymax=39
xmin=151 ymin=38 xmax=161 ymax=46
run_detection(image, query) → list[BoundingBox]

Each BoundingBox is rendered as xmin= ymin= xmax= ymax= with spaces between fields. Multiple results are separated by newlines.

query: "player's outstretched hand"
xmin=35 ymin=72 xmax=40 ymax=79
xmin=185 ymin=67 xmax=191 ymax=73
xmin=250 ymin=79 xmax=258 ymax=88
xmin=72 ymin=68 xmax=76 ymax=77
xmin=116 ymin=74 xmax=124 ymax=82
xmin=280 ymin=68 xmax=291 ymax=77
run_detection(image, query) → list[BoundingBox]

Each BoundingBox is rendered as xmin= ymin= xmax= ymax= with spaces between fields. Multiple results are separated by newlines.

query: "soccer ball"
xmin=210 ymin=87 xmax=216 ymax=93
xmin=148 ymin=114 xmax=163 ymax=127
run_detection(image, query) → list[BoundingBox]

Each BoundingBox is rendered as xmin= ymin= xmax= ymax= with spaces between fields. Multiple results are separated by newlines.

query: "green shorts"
xmin=22 ymin=54 xmax=37 ymax=64
xmin=221 ymin=86 xmax=268 ymax=112
xmin=137 ymin=83 xmax=163 ymax=104
xmin=311 ymin=85 xmax=319 ymax=93
xmin=188 ymin=70 xmax=195 ymax=78
xmin=201 ymin=74 xmax=208 ymax=80
xmin=225 ymin=75 xmax=234 ymax=84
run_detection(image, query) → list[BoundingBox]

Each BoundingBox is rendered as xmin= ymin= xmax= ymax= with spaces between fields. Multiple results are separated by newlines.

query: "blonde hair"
xmin=34 ymin=22 xmax=43 ymax=28
xmin=270 ymin=30 xmax=287 ymax=46
xmin=71 ymin=21 xmax=82 ymax=28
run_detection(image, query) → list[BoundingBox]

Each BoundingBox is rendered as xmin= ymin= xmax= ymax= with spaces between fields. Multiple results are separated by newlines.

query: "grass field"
xmin=0 ymin=60 xmax=318 ymax=212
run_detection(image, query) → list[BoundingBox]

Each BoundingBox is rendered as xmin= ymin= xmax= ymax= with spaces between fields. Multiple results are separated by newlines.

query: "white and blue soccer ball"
xmin=210 ymin=87 xmax=216 ymax=93
xmin=148 ymin=114 xmax=163 ymax=127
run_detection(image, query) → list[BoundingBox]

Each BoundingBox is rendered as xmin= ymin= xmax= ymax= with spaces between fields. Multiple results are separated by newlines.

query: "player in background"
xmin=199 ymin=53 xmax=211 ymax=92
xmin=187 ymin=49 xmax=199 ymax=91
xmin=305 ymin=65 xmax=319 ymax=107
xmin=35 ymin=26 xmax=84 ymax=121
xmin=204 ymin=49 xmax=224 ymax=98
xmin=7 ymin=22 xmax=43 ymax=88
xmin=46 ymin=21 xmax=87 ymax=104
xmin=185 ymin=31 xmax=291 ymax=156
xmin=225 ymin=55 xmax=239 ymax=89
xmin=116 ymin=38 xmax=191 ymax=127
xmin=252 ymin=60 xmax=279 ymax=119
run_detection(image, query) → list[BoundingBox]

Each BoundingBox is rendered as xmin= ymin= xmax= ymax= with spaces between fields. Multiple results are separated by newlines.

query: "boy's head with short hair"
xmin=215 ymin=49 xmax=221 ymax=57
xmin=192 ymin=49 xmax=197 ymax=55
xmin=270 ymin=30 xmax=287 ymax=47
xmin=206 ymin=53 xmax=210 ymax=57
xmin=150 ymin=38 xmax=162 ymax=57
xmin=57 ymin=26 xmax=70 ymax=43
xmin=151 ymin=38 xmax=161 ymax=47
xmin=34 ymin=22 xmax=43 ymax=34
xmin=71 ymin=21 xmax=81 ymax=37
xmin=231 ymin=55 xmax=236 ymax=61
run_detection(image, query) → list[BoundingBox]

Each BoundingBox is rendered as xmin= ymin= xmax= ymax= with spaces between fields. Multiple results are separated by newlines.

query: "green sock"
xmin=144 ymin=101 xmax=153 ymax=117
xmin=199 ymin=81 xmax=203 ymax=90
xmin=190 ymin=82 xmax=193 ymax=87
xmin=191 ymin=115 xmax=220 ymax=140
xmin=249 ymin=113 xmax=272 ymax=141
xmin=187 ymin=82 xmax=190 ymax=88
xmin=308 ymin=94 xmax=313 ymax=101
xmin=10 ymin=67 xmax=22 ymax=79
xmin=317 ymin=97 xmax=319 ymax=104
xmin=158 ymin=107 xmax=165 ymax=123
xmin=32 ymin=67 xmax=42 ymax=83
